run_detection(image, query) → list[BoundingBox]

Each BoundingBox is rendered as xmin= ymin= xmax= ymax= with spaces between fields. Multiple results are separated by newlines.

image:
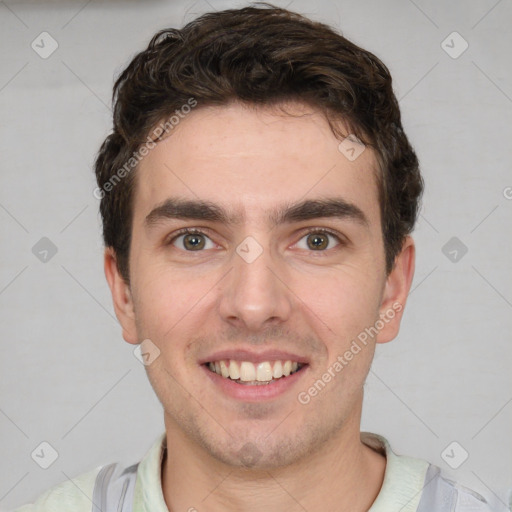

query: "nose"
xmin=217 ymin=240 xmax=293 ymax=332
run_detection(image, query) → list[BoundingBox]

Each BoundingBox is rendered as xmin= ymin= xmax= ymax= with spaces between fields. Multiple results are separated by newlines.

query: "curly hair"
xmin=94 ymin=2 xmax=424 ymax=284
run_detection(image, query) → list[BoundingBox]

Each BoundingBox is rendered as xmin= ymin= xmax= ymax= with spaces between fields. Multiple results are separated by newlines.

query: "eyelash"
xmin=166 ymin=227 xmax=345 ymax=252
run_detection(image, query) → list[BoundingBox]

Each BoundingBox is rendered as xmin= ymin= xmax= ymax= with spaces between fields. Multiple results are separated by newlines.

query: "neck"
xmin=161 ymin=411 xmax=386 ymax=512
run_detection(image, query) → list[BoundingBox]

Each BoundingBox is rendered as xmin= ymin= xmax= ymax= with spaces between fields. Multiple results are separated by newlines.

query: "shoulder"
xmin=13 ymin=466 xmax=102 ymax=512
xmin=436 ymin=470 xmax=511 ymax=512
xmin=419 ymin=464 xmax=507 ymax=512
xmin=362 ymin=433 xmax=509 ymax=512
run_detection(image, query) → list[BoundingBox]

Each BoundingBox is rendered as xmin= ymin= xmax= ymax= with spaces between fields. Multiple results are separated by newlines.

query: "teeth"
xmin=240 ymin=361 xmax=256 ymax=381
xmin=256 ymin=362 xmax=273 ymax=382
xmin=207 ymin=359 xmax=303 ymax=382
xmin=229 ymin=360 xmax=240 ymax=380
xmin=219 ymin=360 xmax=229 ymax=378
xmin=273 ymin=360 xmax=283 ymax=378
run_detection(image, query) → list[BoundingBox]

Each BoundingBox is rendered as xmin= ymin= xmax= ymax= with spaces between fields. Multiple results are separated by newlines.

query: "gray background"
xmin=1 ymin=0 xmax=511 ymax=510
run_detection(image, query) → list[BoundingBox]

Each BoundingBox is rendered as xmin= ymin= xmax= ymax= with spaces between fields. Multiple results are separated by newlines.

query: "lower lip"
xmin=202 ymin=364 xmax=308 ymax=402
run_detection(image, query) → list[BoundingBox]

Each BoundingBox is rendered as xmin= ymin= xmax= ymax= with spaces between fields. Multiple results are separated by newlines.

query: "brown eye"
xmin=307 ymin=233 xmax=329 ymax=250
xmin=295 ymin=230 xmax=341 ymax=251
xmin=183 ymin=233 xmax=206 ymax=250
xmin=170 ymin=230 xmax=214 ymax=251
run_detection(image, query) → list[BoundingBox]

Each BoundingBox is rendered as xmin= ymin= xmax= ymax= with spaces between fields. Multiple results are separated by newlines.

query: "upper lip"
xmin=198 ymin=349 xmax=310 ymax=365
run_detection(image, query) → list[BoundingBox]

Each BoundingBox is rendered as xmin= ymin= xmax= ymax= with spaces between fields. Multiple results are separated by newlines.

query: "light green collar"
xmin=133 ymin=431 xmax=429 ymax=512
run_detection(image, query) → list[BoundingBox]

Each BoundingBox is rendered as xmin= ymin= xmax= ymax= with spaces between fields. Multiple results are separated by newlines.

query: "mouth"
xmin=204 ymin=359 xmax=307 ymax=385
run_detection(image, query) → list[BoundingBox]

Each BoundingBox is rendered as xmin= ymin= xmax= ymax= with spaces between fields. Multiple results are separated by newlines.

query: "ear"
xmin=104 ymin=247 xmax=139 ymax=345
xmin=375 ymin=235 xmax=416 ymax=344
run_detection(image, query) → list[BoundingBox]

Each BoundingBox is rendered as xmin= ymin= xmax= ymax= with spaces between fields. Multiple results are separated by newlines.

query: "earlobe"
xmin=376 ymin=236 xmax=416 ymax=344
xmin=103 ymin=248 xmax=139 ymax=345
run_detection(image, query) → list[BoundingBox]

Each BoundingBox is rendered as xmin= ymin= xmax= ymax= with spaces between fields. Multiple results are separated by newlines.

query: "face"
xmin=105 ymin=101 xmax=415 ymax=469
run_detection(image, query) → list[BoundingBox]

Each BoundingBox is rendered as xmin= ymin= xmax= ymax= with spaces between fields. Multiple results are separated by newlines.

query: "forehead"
xmin=133 ymin=101 xmax=381 ymax=229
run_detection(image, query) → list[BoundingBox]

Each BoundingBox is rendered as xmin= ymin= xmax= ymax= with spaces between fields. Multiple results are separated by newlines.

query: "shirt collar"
xmin=362 ymin=431 xmax=430 ymax=512
xmin=133 ymin=431 xmax=429 ymax=512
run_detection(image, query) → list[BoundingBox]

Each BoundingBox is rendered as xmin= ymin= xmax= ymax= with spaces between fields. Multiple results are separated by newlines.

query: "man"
xmin=16 ymin=3 xmax=502 ymax=511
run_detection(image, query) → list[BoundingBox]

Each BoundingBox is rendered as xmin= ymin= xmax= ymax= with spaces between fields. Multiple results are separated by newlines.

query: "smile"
xmin=206 ymin=359 xmax=305 ymax=385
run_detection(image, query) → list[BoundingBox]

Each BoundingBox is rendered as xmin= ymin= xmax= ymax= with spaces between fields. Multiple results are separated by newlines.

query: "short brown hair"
xmin=94 ymin=2 xmax=424 ymax=284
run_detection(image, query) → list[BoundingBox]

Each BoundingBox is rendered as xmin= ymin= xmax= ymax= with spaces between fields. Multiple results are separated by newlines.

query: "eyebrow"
xmin=144 ymin=197 xmax=369 ymax=230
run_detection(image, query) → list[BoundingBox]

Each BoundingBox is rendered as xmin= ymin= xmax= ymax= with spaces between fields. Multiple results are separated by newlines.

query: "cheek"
xmin=295 ymin=266 xmax=382 ymax=337
xmin=131 ymin=265 xmax=204 ymax=344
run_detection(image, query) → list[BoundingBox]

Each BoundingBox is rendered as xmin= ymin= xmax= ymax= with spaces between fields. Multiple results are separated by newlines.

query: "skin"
xmin=105 ymin=100 xmax=415 ymax=511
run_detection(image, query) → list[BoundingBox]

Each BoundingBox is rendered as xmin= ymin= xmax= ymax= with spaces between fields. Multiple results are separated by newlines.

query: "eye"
xmin=295 ymin=229 xmax=342 ymax=251
xmin=169 ymin=229 xmax=216 ymax=251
